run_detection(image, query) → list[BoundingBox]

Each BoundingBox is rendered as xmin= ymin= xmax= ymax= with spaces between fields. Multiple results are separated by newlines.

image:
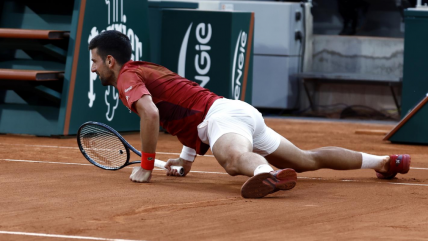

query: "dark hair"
xmin=88 ymin=30 xmax=132 ymax=65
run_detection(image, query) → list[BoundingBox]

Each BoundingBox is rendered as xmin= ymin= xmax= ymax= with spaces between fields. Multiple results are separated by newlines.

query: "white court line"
xmin=0 ymin=143 xmax=215 ymax=157
xmin=1 ymin=158 xmax=427 ymax=186
xmin=2 ymin=159 xmax=94 ymax=166
xmin=298 ymin=176 xmax=428 ymax=187
xmin=0 ymin=230 xmax=144 ymax=241
xmin=0 ymin=159 xmax=228 ymax=175
xmin=410 ymin=167 xmax=428 ymax=170
xmin=2 ymin=143 xmax=428 ymax=168
xmin=0 ymin=143 xmax=77 ymax=149
xmin=388 ymin=182 xmax=428 ymax=187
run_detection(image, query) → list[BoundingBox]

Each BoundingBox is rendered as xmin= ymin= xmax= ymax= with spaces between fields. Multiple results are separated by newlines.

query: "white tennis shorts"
xmin=197 ymin=98 xmax=281 ymax=156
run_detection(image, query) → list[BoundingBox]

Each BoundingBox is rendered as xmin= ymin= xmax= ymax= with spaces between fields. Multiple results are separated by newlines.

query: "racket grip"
xmin=154 ymin=159 xmax=185 ymax=176
xmin=171 ymin=166 xmax=185 ymax=176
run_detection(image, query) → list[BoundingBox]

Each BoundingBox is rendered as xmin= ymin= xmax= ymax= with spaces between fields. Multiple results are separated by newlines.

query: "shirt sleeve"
xmin=118 ymin=71 xmax=151 ymax=113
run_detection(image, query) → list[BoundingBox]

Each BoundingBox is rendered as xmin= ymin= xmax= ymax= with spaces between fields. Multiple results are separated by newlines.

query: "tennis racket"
xmin=77 ymin=121 xmax=184 ymax=176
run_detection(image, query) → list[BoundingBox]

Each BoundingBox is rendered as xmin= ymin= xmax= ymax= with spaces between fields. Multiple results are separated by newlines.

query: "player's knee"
xmin=288 ymin=150 xmax=321 ymax=172
xmin=222 ymin=156 xmax=241 ymax=176
xmin=305 ymin=150 xmax=322 ymax=170
xmin=215 ymin=148 xmax=247 ymax=176
xmin=224 ymin=164 xmax=240 ymax=176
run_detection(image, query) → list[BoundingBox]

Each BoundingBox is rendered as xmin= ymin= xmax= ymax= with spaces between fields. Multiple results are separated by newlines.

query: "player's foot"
xmin=241 ymin=168 xmax=297 ymax=198
xmin=376 ymin=154 xmax=411 ymax=179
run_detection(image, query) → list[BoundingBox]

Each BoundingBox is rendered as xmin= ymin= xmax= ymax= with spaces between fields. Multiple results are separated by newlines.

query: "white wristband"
xmin=180 ymin=146 xmax=196 ymax=162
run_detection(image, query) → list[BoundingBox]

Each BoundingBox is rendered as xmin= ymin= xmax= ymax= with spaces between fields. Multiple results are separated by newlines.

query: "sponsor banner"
xmin=67 ymin=0 xmax=150 ymax=134
xmin=160 ymin=10 xmax=253 ymax=103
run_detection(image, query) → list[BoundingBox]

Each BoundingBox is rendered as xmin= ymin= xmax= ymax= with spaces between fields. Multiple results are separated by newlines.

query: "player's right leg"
xmin=211 ymin=133 xmax=297 ymax=198
xmin=200 ymin=99 xmax=297 ymax=198
xmin=211 ymin=132 xmax=264 ymax=177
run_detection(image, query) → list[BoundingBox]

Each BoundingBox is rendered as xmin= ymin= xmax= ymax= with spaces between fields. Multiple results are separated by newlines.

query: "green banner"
xmin=160 ymin=10 xmax=254 ymax=103
xmin=67 ymin=0 xmax=150 ymax=134
xmin=402 ymin=10 xmax=428 ymax=116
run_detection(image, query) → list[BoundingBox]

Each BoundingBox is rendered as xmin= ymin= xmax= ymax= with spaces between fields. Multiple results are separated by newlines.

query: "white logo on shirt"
xmin=126 ymin=96 xmax=131 ymax=113
xmin=125 ymin=96 xmax=131 ymax=113
xmin=125 ymin=86 xmax=133 ymax=93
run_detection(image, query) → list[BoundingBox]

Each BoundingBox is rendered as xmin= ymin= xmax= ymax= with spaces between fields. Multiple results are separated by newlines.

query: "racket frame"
xmin=77 ymin=121 xmax=184 ymax=176
xmin=77 ymin=121 xmax=137 ymax=170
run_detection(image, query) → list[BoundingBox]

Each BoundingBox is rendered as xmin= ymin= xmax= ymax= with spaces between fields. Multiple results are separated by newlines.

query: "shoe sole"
xmin=376 ymin=171 xmax=397 ymax=179
xmin=241 ymin=169 xmax=297 ymax=199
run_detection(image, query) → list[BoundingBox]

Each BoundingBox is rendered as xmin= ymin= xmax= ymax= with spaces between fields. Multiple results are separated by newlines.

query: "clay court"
xmin=1 ymin=118 xmax=427 ymax=241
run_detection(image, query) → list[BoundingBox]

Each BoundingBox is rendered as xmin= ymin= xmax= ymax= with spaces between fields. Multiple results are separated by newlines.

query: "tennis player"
xmin=88 ymin=30 xmax=411 ymax=198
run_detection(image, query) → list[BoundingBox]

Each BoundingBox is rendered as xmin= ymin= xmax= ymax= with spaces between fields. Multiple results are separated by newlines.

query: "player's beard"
xmin=99 ymin=70 xmax=114 ymax=86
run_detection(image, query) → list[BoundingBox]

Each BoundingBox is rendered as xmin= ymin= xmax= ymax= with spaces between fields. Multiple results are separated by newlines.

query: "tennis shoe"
xmin=241 ymin=168 xmax=297 ymax=198
xmin=376 ymin=154 xmax=411 ymax=179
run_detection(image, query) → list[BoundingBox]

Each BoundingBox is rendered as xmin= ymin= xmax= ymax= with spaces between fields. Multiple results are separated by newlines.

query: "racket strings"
xmin=80 ymin=125 xmax=128 ymax=169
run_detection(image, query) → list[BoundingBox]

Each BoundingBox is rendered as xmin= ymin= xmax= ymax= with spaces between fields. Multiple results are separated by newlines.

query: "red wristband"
xmin=141 ymin=152 xmax=156 ymax=170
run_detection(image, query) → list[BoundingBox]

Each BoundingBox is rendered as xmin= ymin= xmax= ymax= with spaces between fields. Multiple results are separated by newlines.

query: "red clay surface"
xmin=1 ymin=118 xmax=428 ymax=241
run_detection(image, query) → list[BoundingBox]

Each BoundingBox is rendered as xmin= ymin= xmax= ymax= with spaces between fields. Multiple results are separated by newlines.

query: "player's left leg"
xmin=264 ymin=132 xmax=410 ymax=179
xmin=247 ymin=107 xmax=410 ymax=179
xmin=265 ymin=135 xmax=365 ymax=172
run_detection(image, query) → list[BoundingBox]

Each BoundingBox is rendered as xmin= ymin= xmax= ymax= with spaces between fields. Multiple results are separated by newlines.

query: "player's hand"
xmin=129 ymin=166 xmax=152 ymax=183
xmin=165 ymin=158 xmax=192 ymax=177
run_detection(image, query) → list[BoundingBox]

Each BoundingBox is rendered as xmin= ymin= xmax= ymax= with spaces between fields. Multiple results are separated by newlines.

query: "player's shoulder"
xmin=125 ymin=60 xmax=163 ymax=68
xmin=121 ymin=60 xmax=145 ymax=71
xmin=117 ymin=63 xmax=142 ymax=89
xmin=124 ymin=61 xmax=173 ymax=73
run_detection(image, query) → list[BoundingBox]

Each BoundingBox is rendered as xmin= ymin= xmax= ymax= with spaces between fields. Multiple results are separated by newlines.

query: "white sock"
xmin=254 ymin=164 xmax=274 ymax=176
xmin=360 ymin=153 xmax=389 ymax=169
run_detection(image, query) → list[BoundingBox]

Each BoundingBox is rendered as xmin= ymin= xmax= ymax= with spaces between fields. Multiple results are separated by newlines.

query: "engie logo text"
xmin=178 ymin=22 xmax=212 ymax=87
xmin=231 ymin=31 xmax=247 ymax=100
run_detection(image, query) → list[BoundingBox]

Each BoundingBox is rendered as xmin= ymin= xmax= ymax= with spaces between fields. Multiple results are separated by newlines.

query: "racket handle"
xmin=154 ymin=159 xmax=185 ymax=176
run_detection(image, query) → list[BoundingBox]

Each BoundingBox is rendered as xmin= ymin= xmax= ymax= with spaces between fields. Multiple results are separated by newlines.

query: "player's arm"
xmin=165 ymin=146 xmax=196 ymax=176
xmin=135 ymin=94 xmax=159 ymax=154
xmin=129 ymin=94 xmax=159 ymax=183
